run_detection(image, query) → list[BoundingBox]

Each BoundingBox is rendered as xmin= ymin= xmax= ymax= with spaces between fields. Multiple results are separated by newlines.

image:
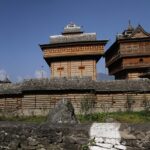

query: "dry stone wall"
xmin=0 ymin=122 xmax=150 ymax=150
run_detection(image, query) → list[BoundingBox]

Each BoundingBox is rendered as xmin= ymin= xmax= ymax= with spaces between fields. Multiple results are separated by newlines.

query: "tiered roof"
xmin=116 ymin=22 xmax=150 ymax=40
xmin=105 ymin=23 xmax=150 ymax=56
xmin=50 ymin=23 xmax=97 ymax=44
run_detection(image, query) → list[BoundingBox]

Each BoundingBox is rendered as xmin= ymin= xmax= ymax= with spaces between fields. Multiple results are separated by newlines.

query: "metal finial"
xmin=128 ymin=20 xmax=133 ymax=30
xmin=129 ymin=20 xmax=131 ymax=26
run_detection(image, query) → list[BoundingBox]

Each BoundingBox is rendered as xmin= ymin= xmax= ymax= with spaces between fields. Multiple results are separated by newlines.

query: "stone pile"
xmin=0 ymin=122 xmax=89 ymax=150
xmin=0 ymin=122 xmax=150 ymax=150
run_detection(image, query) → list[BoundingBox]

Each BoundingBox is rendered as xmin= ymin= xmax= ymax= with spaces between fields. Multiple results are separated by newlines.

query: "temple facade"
xmin=0 ymin=23 xmax=150 ymax=116
xmin=105 ymin=23 xmax=150 ymax=79
xmin=40 ymin=23 xmax=107 ymax=80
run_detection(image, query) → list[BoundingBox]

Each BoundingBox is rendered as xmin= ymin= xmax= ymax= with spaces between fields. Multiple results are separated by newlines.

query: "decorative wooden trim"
xmin=44 ymin=45 xmax=104 ymax=58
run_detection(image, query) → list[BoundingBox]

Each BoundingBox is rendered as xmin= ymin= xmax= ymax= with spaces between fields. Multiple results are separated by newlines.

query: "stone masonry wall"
xmin=0 ymin=93 xmax=150 ymax=116
xmin=0 ymin=122 xmax=150 ymax=150
xmin=0 ymin=78 xmax=150 ymax=116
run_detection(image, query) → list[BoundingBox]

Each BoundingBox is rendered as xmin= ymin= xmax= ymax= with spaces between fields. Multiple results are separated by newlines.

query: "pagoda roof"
xmin=129 ymin=25 xmax=150 ymax=38
xmin=50 ymin=23 xmax=97 ymax=44
xmin=41 ymin=23 xmax=108 ymax=45
xmin=62 ymin=23 xmax=83 ymax=35
xmin=50 ymin=32 xmax=97 ymax=44
xmin=117 ymin=24 xmax=150 ymax=40
xmin=105 ymin=23 xmax=150 ymax=56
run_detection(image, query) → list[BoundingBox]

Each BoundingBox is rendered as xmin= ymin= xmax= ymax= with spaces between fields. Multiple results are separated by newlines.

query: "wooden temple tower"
xmin=105 ymin=22 xmax=150 ymax=79
xmin=40 ymin=23 xmax=107 ymax=80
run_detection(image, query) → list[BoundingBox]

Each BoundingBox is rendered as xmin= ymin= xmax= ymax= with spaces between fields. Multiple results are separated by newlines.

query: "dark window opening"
xmin=78 ymin=66 xmax=85 ymax=70
xmin=139 ymin=58 xmax=143 ymax=63
xmin=57 ymin=67 xmax=64 ymax=71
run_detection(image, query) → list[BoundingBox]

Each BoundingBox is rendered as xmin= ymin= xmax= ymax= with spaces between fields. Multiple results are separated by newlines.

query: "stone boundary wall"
xmin=0 ymin=78 xmax=150 ymax=116
xmin=0 ymin=122 xmax=150 ymax=150
xmin=0 ymin=93 xmax=150 ymax=116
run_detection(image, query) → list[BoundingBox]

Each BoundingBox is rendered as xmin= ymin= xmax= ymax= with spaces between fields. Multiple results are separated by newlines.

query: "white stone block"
xmin=96 ymin=143 xmax=113 ymax=149
xmin=105 ymin=138 xmax=120 ymax=145
xmin=114 ymin=144 xmax=127 ymax=150
xmin=90 ymin=123 xmax=121 ymax=139
xmin=89 ymin=146 xmax=110 ymax=150
xmin=95 ymin=137 xmax=104 ymax=143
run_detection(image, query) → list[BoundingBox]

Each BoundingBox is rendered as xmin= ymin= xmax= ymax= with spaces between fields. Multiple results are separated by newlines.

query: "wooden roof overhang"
xmin=21 ymin=89 xmax=149 ymax=95
xmin=40 ymin=40 xmax=108 ymax=49
xmin=109 ymin=65 xmax=150 ymax=75
xmin=140 ymin=72 xmax=150 ymax=79
xmin=40 ymin=40 xmax=108 ymax=63
xmin=118 ymin=37 xmax=150 ymax=43
xmin=0 ymin=93 xmax=22 ymax=98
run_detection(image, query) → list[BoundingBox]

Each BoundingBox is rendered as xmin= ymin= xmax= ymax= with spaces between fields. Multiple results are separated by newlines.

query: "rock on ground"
xmin=47 ymin=99 xmax=78 ymax=124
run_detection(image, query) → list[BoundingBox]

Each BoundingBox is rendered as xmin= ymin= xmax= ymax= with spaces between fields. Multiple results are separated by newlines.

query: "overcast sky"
xmin=0 ymin=0 xmax=150 ymax=82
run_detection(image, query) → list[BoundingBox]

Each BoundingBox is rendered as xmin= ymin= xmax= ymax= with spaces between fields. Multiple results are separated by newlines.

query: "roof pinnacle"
xmin=127 ymin=20 xmax=134 ymax=30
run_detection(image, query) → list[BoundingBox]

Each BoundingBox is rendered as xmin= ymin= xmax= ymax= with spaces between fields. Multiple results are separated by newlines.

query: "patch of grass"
xmin=77 ymin=111 xmax=150 ymax=123
xmin=0 ymin=111 xmax=150 ymax=124
xmin=0 ymin=115 xmax=47 ymax=124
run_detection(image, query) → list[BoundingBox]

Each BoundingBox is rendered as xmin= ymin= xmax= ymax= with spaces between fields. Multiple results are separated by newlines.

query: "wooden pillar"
xmin=35 ymin=95 xmax=36 ymax=108
xmin=67 ymin=61 xmax=71 ymax=78
xmin=4 ymin=97 xmax=6 ymax=111
xmin=51 ymin=63 xmax=54 ymax=79
xmin=81 ymin=60 xmax=83 ymax=77
xmin=93 ymin=59 xmax=96 ymax=80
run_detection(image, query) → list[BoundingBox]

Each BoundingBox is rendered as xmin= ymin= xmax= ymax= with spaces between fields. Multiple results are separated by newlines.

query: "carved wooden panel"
xmin=123 ymin=57 xmax=150 ymax=68
xmin=44 ymin=45 xmax=104 ymax=58
xmin=120 ymin=42 xmax=150 ymax=55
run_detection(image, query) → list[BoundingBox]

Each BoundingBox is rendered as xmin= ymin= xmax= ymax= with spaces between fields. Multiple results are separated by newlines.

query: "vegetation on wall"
xmin=125 ymin=94 xmax=135 ymax=112
xmin=80 ymin=94 xmax=95 ymax=115
xmin=0 ymin=111 xmax=149 ymax=123
xmin=143 ymin=94 xmax=150 ymax=114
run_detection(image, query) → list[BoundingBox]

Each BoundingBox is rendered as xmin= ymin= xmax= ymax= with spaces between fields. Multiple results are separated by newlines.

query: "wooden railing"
xmin=106 ymin=52 xmax=150 ymax=67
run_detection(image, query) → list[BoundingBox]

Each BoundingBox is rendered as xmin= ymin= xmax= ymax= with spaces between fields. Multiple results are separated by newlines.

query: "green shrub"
xmin=77 ymin=111 xmax=150 ymax=123
xmin=80 ymin=95 xmax=95 ymax=115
